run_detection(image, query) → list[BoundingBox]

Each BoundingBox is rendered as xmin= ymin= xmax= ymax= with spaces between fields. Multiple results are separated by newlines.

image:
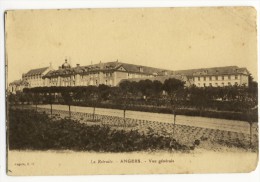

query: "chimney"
xmin=76 ymin=64 xmax=80 ymax=67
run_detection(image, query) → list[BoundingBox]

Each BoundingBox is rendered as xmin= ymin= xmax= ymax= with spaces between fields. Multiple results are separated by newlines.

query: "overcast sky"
xmin=5 ymin=7 xmax=257 ymax=82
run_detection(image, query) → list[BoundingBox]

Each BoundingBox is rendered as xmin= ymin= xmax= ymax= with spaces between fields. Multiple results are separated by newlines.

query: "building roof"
xmin=115 ymin=62 xmax=170 ymax=74
xmin=43 ymin=60 xmax=171 ymax=78
xmin=24 ymin=67 xmax=49 ymax=76
xmin=9 ymin=79 xmax=29 ymax=86
xmin=43 ymin=60 xmax=250 ymax=79
xmin=75 ymin=61 xmax=170 ymax=74
xmin=171 ymin=66 xmax=250 ymax=76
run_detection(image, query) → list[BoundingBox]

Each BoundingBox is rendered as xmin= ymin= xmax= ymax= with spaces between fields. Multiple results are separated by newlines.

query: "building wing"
xmin=24 ymin=67 xmax=49 ymax=76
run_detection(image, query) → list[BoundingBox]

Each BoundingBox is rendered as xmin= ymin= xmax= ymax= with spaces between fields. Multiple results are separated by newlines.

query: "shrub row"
xmin=70 ymin=102 xmax=257 ymax=122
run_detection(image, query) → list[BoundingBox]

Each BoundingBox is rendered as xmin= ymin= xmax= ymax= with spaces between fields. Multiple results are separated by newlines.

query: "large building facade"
xmin=8 ymin=59 xmax=250 ymax=93
xmin=42 ymin=59 xmax=170 ymax=87
xmin=22 ymin=65 xmax=53 ymax=88
xmin=173 ymin=66 xmax=250 ymax=87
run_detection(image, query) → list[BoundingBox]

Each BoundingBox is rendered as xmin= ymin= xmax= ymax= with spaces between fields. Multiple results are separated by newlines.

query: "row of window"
xmin=80 ymin=74 xmax=100 ymax=79
xmin=197 ymin=82 xmax=238 ymax=87
xmin=127 ymin=73 xmax=151 ymax=79
xmin=196 ymin=75 xmax=238 ymax=81
xmin=25 ymin=75 xmax=42 ymax=80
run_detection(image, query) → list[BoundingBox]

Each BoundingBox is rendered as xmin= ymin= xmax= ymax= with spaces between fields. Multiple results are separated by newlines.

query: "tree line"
xmin=8 ymin=78 xmax=257 ymax=112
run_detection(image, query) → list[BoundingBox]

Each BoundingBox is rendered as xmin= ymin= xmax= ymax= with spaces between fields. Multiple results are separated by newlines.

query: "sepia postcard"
xmin=5 ymin=7 xmax=258 ymax=176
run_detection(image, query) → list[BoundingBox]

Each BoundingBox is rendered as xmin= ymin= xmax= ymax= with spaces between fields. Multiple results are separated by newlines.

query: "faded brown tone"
xmin=5 ymin=7 xmax=257 ymax=83
xmin=7 ymin=150 xmax=258 ymax=175
xmin=5 ymin=7 xmax=259 ymax=175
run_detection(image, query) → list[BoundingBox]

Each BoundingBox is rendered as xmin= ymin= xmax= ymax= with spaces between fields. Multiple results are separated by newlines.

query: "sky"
xmin=5 ymin=7 xmax=257 ymax=83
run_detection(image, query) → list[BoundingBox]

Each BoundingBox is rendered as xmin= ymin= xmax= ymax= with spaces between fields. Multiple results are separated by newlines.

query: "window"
xmin=198 ymin=77 xmax=200 ymax=81
xmin=235 ymin=82 xmax=238 ymax=85
xmin=203 ymin=83 xmax=206 ymax=87
xmin=222 ymin=76 xmax=224 ymax=80
xmin=204 ymin=77 xmax=206 ymax=81
xmin=222 ymin=83 xmax=224 ymax=86
xmin=228 ymin=82 xmax=231 ymax=86
xmin=209 ymin=83 xmax=212 ymax=87
xmin=209 ymin=76 xmax=212 ymax=81
xmin=235 ymin=75 xmax=238 ymax=79
xmin=228 ymin=75 xmax=231 ymax=80
xmin=215 ymin=76 xmax=218 ymax=80
xmin=215 ymin=83 xmax=218 ymax=86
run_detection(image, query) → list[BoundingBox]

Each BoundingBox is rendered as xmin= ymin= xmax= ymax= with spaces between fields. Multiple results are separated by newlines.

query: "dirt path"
xmin=38 ymin=104 xmax=258 ymax=134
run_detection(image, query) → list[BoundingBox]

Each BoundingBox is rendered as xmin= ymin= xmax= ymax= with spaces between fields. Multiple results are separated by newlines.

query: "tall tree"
xmin=163 ymin=78 xmax=185 ymax=126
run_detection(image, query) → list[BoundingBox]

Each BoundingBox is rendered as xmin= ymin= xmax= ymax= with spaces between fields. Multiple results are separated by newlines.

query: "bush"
xmin=8 ymin=108 xmax=191 ymax=152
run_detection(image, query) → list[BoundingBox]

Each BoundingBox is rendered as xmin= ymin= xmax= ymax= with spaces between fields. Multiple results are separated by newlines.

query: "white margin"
xmin=0 ymin=1 xmax=259 ymax=182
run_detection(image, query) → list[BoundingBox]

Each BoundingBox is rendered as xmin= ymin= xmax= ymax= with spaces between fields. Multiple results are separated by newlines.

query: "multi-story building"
xmin=22 ymin=65 xmax=53 ymax=88
xmin=8 ymin=64 xmax=53 ymax=93
xmin=8 ymin=59 xmax=251 ymax=93
xmin=8 ymin=79 xmax=29 ymax=94
xmin=43 ymin=59 xmax=171 ymax=87
xmin=171 ymin=66 xmax=250 ymax=87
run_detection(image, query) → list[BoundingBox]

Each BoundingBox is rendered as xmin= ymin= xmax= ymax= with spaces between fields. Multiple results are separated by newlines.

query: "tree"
xmin=152 ymin=80 xmax=163 ymax=98
xmin=32 ymin=92 xmax=40 ymax=111
xmin=189 ymin=86 xmax=212 ymax=116
xmin=86 ymin=86 xmax=99 ymax=121
xmin=61 ymin=87 xmax=73 ymax=118
xmin=8 ymin=93 xmax=16 ymax=105
xmin=246 ymin=76 xmax=258 ymax=147
xmin=73 ymin=87 xmax=86 ymax=103
xmin=163 ymin=78 xmax=185 ymax=126
xmin=137 ymin=79 xmax=154 ymax=98
xmin=119 ymin=80 xmax=135 ymax=126
xmin=98 ymin=84 xmax=111 ymax=101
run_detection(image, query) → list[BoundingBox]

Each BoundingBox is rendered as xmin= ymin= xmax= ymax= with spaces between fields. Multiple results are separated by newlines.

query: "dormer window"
xmin=139 ymin=67 xmax=143 ymax=72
